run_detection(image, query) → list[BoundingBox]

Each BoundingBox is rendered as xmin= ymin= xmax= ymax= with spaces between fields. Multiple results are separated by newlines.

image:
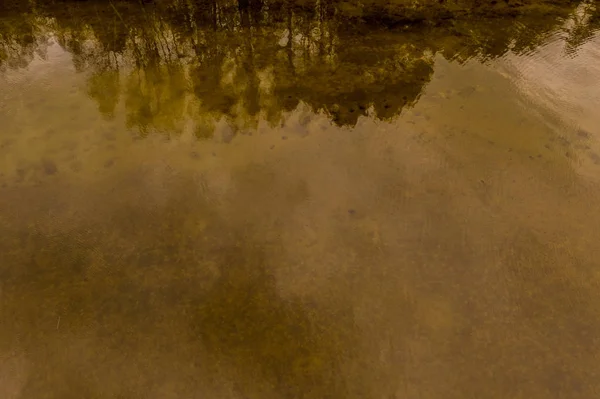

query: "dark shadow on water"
xmin=193 ymin=241 xmax=356 ymax=398
xmin=0 ymin=179 xmax=358 ymax=398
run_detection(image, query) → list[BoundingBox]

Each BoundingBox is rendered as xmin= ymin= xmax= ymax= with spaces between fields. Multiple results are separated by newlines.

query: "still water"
xmin=1 ymin=1 xmax=600 ymax=398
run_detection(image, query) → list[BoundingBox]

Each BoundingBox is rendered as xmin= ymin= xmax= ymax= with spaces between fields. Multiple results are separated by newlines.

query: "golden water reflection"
xmin=1 ymin=1 xmax=600 ymax=399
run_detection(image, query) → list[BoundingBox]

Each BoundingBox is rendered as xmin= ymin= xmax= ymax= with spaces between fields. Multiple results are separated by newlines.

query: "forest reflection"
xmin=1 ymin=0 xmax=599 ymax=137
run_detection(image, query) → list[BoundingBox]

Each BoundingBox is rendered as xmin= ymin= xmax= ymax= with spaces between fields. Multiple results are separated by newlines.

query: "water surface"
xmin=1 ymin=1 xmax=600 ymax=398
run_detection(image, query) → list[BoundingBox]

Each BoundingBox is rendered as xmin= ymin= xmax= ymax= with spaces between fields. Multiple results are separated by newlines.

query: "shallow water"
xmin=1 ymin=1 xmax=600 ymax=398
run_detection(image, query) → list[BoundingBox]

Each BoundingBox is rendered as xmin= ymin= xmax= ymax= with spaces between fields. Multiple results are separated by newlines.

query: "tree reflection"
xmin=0 ymin=5 xmax=49 ymax=72
xmin=564 ymin=1 xmax=600 ymax=56
xmin=1 ymin=0 xmax=598 ymax=136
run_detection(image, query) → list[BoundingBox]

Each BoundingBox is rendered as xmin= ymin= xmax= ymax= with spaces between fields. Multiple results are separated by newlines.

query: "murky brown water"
xmin=1 ymin=1 xmax=600 ymax=398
